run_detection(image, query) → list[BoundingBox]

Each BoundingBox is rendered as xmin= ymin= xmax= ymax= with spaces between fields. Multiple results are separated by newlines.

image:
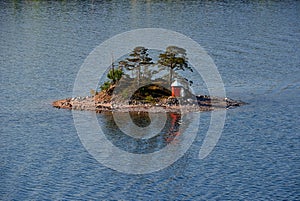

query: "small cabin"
xmin=171 ymin=79 xmax=184 ymax=97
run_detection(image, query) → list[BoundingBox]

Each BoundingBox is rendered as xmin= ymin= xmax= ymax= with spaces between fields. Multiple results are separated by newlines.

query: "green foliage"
xmin=107 ymin=68 xmax=123 ymax=84
xmin=119 ymin=47 xmax=154 ymax=87
xmin=127 ymin=47 xmax=153 ymax=65
xmin=145 ymin=95 xmax=155 ymax=103
xmin=158 ymin=46 xmax=188 ymax=69
xmin=99 ymin=46 xmax=193 ymax=95
xmin=100 ymin=81 xmax=111 ymax=91
xmin=158 ymin=46 xmax=192 ymax=85
xmin=99 ymin=68 xmax=123 ymax=92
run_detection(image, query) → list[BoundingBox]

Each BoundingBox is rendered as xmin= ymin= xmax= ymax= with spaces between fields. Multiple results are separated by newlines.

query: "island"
xmin=53 ymin=46 xmax=245 ymax=113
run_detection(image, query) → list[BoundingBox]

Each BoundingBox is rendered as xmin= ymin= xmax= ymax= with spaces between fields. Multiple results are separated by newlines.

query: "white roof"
xmin=171 ymin=79 xmax=183 ymax=87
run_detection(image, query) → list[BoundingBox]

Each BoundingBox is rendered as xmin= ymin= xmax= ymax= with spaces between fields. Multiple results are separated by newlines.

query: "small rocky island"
xmin=53 ymin=46 xmax=245 ymax=113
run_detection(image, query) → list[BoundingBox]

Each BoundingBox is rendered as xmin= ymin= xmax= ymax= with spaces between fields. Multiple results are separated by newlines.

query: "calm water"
xmin=1 ymin=0 xmax=299 ymax=200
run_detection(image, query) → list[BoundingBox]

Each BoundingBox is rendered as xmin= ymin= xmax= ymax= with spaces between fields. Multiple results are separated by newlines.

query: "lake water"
xmin=1 ymin=0 xmax=299 ymax=200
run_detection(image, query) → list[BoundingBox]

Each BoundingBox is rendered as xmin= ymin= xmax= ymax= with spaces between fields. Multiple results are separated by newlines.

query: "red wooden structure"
xmin=171 ymin=79 xmax=183 ymax=97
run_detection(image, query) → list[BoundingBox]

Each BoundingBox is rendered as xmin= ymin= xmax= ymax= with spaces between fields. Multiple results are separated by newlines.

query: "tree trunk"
xmin=137 ymin=65 xmax=140 ymax=88
xmin=169 ymin=64 xmax=173 ymax=88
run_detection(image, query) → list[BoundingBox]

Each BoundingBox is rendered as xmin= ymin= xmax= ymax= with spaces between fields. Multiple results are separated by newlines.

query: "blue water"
xmin=1 ymin=1 xmax=299 ymax=200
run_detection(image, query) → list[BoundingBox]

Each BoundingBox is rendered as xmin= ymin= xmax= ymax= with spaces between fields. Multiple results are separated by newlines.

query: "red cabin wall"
xmin=172 ymin=87 xmax=181 ymax=97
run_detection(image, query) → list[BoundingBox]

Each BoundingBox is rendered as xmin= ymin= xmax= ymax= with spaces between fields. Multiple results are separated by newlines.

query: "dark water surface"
xmin=1 ymin=1 xmax=299 ymax=200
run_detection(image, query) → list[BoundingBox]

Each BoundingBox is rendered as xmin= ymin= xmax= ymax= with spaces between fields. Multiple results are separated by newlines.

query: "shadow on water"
xmin=96 ymin=112 xmax=185 ymax=154
xmin=129 ymin=111 xmax=151 ymax=127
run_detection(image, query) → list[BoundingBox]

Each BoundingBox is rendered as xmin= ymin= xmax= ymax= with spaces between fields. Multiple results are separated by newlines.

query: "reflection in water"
xmin=97 ymin=112 xmax=184 ymax=154
xmin=129 ymin=111 xmax=151 ymax=127
xmin=165 ymin=113 xmax=182 ymax=144
xmin=1 ymin=0 xmax=299 ymax=199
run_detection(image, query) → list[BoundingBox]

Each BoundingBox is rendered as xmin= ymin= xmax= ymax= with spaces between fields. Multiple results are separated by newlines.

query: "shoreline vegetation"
xmin=52 ymin=85 xmax=245 ymax=113
xmin=53 ymin=46 xmax=245 ymax=113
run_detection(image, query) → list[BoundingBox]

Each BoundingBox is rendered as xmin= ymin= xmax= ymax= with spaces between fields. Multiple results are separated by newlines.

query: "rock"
xmin=53 ymin=93 xmax=244 ymax=113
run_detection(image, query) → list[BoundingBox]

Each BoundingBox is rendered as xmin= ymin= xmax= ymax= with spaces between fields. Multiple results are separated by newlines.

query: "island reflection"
xmin=97 ymin=112 xmax=185 ymax=154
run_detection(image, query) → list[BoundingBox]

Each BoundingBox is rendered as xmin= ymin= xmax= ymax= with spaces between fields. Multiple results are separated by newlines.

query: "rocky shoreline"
xmin=52 ymin=95 xmax=245 ymax=113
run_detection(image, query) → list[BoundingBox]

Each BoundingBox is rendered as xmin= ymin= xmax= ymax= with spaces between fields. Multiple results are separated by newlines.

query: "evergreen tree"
xmin=158 ymin=46 xmax=192 ymax=86
xmin=125 ymin=46 xmax=153 ymax=87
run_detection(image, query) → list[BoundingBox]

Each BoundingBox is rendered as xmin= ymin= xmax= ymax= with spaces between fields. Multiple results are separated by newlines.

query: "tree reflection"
xmin=97 ymin=111 xmax=185 ymax=154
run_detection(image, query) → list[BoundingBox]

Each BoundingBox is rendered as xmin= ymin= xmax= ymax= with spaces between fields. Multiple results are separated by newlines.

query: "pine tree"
xmin=158 ymin=46 xmax=192 ymax=86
